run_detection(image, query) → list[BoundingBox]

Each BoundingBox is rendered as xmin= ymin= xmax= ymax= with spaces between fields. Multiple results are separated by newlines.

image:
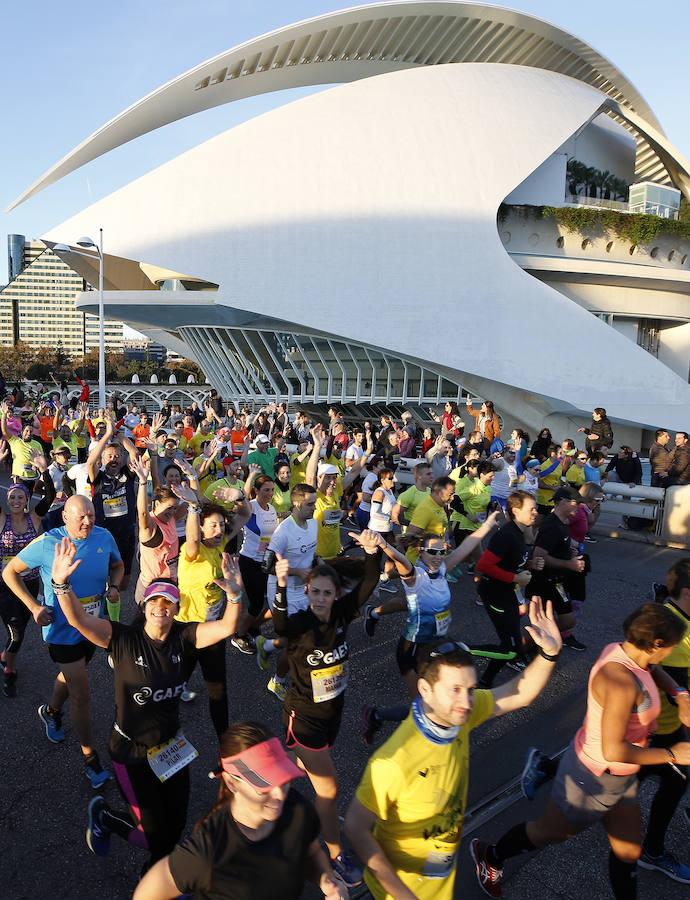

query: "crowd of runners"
xmin=2 ymin=380 xmax=690 ymax=899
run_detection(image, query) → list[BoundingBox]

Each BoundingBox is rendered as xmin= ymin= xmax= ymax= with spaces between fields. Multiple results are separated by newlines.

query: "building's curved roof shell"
xmin=8 ymin=1 xmax=671 ymax=209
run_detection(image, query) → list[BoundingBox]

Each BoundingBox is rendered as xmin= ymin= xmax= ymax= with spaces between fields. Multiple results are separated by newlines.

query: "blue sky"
xmin=2 ymin=0 xmax=690 ymax=284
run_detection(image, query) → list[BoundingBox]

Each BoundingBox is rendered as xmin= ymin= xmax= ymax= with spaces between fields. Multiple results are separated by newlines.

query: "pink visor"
xmin=143 ymin=582 xmax=180 ymax=605
xmin=220 ymin=738 xmax=303 ymax=792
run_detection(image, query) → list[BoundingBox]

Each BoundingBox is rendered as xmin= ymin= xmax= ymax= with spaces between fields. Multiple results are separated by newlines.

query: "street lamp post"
xmin=53 ymin=232 xmax=105 ymax=406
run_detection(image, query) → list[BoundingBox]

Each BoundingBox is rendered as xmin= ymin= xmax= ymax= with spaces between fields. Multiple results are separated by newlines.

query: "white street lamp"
xmin=53 ymin=229 xmax=105 ymax=406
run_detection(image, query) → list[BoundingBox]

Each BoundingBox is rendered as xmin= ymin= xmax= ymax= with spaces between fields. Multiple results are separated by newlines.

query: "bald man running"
xmin=3 ymin=495 xmax=124 ymax=787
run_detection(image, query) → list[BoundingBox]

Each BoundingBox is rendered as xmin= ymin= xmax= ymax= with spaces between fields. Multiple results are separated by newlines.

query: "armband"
xmin=538 ymin=647 xmax=561 ymax=662
xmin=189 ymin=505 xmax=202 ymax=514
xmin=227 ymin=593 xmax=242 ymax=605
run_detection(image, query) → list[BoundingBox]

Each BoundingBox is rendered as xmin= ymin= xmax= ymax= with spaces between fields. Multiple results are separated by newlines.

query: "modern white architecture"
xmin=11 ymin=1 xmax=690 ymax=440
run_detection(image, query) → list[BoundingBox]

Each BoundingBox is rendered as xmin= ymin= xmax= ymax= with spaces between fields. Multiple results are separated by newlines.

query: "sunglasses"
xmin=429 ymin=640 xmax=470 ymax=658
xmin=423 ymin=547 xmax=447 ymax=556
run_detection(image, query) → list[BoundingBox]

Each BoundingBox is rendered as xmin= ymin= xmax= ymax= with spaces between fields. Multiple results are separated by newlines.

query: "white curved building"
xmin=13 ymin=1 xmax=690 ymax=439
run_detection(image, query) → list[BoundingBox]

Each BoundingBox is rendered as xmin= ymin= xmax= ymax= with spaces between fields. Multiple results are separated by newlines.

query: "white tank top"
xmin=368 ymin=487 xmax=395 ymax=533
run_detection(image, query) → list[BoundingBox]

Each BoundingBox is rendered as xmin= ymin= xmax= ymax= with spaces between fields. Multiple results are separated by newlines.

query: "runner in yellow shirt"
xmin=345 ymin=606 xmax=563 ymax=900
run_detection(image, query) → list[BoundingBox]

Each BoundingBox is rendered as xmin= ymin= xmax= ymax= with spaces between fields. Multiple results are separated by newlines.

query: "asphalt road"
xmin=1 ymin=518 xmax=689 ymax=899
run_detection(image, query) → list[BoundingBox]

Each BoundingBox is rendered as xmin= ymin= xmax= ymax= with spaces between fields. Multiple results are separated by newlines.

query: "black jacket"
xmin=669 ymin=443 xmax=690 ymax=485
xmin=605 ymin=454 xmax=642 ymax=484
xmin=585 ymin=417 xmax=613 ymax=452
xmin=649 ymin=441 xmax=673 ymax=476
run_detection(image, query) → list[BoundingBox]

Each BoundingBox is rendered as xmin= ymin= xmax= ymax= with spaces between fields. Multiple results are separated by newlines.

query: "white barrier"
xmin=602 ymin=482 xmax=666 ymax=535
xmin=660 ymin=485 xmax=690 ymax=546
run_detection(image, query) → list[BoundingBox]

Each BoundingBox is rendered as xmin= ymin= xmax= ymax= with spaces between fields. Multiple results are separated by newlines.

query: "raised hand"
xmin=348 ymin=528 xmax=383 ymax=554
xmin=150 ymin=412 xmax=164 ymax=433
xmin=524 ymin=597 xmax=562 ymax=657
xmin=52 ymin=536 xmax=82 ymax=584
xmin=129 ymin=455 xmax=150 ymax=482
xmin=213 ymin=553 xmax=244 ymax=597
xmin=31 ymin=452 xmax=47 ymax=473
xmin=0 ymin=439 xmax=9 ymax=463
xmin=310 ymin=423 xmax=325 ymax=444
xmin=171 ymin=482 xmax=198 ymax=505
xmin=274 ymin=553 xmax=289 ymax=588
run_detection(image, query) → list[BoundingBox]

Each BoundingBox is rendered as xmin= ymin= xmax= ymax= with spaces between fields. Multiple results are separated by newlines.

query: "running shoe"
xmin=584 ymin=534 xmax=598 ymax=543
xmin=466 ymin=562 xmax=476 ymax=575
xmin=256 ymin=635 xmax=270 ymax=671
xmin=86 ymin=796 xmax=111 ymax=857
xmin=563 ymin=635 xmax=587 ymax=652
xmin=361 ymin=705 xmax=382 ymax=745
xmin=231 ymin=634 xmax=256 ymax=655
xmin=3 ymin=670 xmax=17 ymax=698
xmin=84 ymin=754 xmax=113 ymax=790
xmin=267 ymin=676 xmax=287 ymax=702
xmin=363 ymin=605 xmax=378 ymax=638
xmin=38 ymin=704 xmax=65 ymax=743
xmin=331 ymin=851 xmax=363 ymax=887
xmin=470 ymin=839 xmax=503 ymax=898
xmin=446 ymin=570 xmax=460 ymax=584
xmin=652 ymin=581 xmax=669 ymax=603
xmin=639 ymin=850 xmax=690 ymax=883
xmin=181 ymin=689 xmax=197 ymax=702
xmin=506 ymin=659 xmax=527 ymax=673
xmin=521 ymin=747 xmax=550 ymax=801
xmin=378 ymin=581 xmax=397 ymax=594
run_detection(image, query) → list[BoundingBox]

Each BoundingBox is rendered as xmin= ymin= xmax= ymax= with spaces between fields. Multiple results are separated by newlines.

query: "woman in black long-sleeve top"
xmin=272 ymin=528 xmax=381 ymax=888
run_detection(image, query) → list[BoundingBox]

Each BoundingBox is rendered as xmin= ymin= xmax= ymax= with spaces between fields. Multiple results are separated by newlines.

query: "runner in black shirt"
xmin=475 ymin=491 xmax=545 ymax=686
xmin=272 ymin=529 xmax=380 ymax=888
xmin=49 ymin=537 xmax=245 ymax=867
xmin=87 ymin=412 xmax=138 ymax=590
xmin=526 ymin=486 xmax=586 ymax=651
xmin=133 ymin=721 xmax=346 ymax=900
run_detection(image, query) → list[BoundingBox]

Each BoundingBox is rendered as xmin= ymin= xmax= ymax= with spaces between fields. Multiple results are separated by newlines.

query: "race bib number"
xmin=147 ymin=733 xmax=198 ymax=783
xmin=104 ymin=495 xmax=128 ymax=518
xmin=21 ymin=464 xmax=37 ymax=478
xmin=422 ymin=848 xmax=456 ymax=879
xmin=311 ymin=662 xmax=348 ymax=703
xmin=435 ymin=609 xmax=451 ymax=636
xmin=259 ymin=536 xmax=270 ymax=559
xmin=205 ymin=596 xmax=224 ymax=621
xmin=80 ymin=594 xmax=101 ymax=617
xmin=323 ymin=509 xmax=343 ymax=527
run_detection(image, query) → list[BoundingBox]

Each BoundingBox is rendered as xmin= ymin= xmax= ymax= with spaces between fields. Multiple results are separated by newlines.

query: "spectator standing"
xmin=650 ymin=429 xmax=673 ymax=488
xmin=668 ymin=432 xmax=690 ymax=487
xmin=465 ymin=398 xmax=501 ymax=450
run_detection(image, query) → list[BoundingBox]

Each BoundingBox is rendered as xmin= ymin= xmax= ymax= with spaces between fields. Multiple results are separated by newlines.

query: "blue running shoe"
xmin=521 ymin=747 xmax=550 ymax=801
xmin=38 ymin=704 xmax=65 ymax=743
xmin=639 ymin=850 xmax=690 ymax=883
xmin=86 ymin=796 xmax=111 ymax=857
xmin=84 ymin=754 xmax=113 ymax=789
xmin=331 ymin=851 xmax=363 ymax=887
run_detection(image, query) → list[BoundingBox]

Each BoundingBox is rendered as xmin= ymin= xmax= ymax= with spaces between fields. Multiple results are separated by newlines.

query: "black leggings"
xmin=475 ymin=580 xmax=524 ymax=686
xmin=640 ymin=727 xmax=688 ymax=857
xmin=0 ymin=579 xmax=39 ymax=656
xmin=107 ymin=758 xmax=190 ymax=866
xmin=191 ymin=640 xmax=228 ymax=738
xmin=238 ymin=555 xmax=267 ymax=620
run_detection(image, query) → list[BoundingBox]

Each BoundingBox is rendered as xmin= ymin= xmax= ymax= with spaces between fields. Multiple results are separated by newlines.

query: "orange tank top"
xmin=575 ymin=642 xmax=659 ymax=776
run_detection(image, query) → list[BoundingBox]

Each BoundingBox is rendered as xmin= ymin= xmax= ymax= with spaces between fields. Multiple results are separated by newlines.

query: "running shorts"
xmin=284 ymin=707 xmax=342 ymax=751
xmin=551 ymin=742 xmax=638 ymax=831
xmin=48 ymin=640 xmax=97 ymax=665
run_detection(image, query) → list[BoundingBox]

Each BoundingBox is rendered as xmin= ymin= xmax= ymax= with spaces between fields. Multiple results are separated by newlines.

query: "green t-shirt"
xmin=397 ymin=485 xmax=430 ymax=525
xmin=247 ymin=447 xmax=278 ymax=477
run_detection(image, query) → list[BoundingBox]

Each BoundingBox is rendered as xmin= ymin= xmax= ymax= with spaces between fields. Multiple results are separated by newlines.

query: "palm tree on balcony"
xmin=566 ymin=158 xmax=587 ymax=197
